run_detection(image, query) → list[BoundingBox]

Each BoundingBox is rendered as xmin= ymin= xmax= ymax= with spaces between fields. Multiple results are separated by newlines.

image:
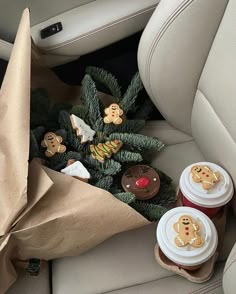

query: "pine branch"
xmin=114 ymin=192 xmax=136 ymax=204
xmin=32 ymin=126 xmax=45 ymax=142
xmin=103 ymin=123 xmax=119 ymax=135
xmin=153 ymin=168 xmax=173 ymax=185
xmin=133 ymin=99 xmax=155 ymax=119
xmin=113 ymin=150 xmax=143 ymax=163
xmin=29 ymin=127 xmax=46 ymax=161
xmin=116 ymin=120 xmax=145 ymax=133
xmin=55 ymin=129 xmax=67 ymax=142
xmin=70 ymin=104 xmax=88 ymax=121
xmin=103 ymin=119 xmax=145 ymax=135
xmin=46 ymin=151 xmax=82 ymax=171
xmin=86 ymin=66 xmax=122 ymax=100
xmin=150 ymin=183 xmax=176 ymax=207
xmin=84 ymin=156 xmax=121 ymax=176
xmin=95 ymin=176 xmax=113 ymax=190
xmin=81 ymin=75 xmax=103 ymax=131
xmin=29 ymin=131 xmax=40 ymax=161
xmin=109 ymin=133 xmax=164 ymax=151
xmin=119 ymin=72 xmax=143 ymax=113
xmin=58 ymin=111 xmax=84 ymax=151
xmin=131 ymin=202 xmax=168 ymax=221
xmin=88 ymin=169 xmax=104 ymax=181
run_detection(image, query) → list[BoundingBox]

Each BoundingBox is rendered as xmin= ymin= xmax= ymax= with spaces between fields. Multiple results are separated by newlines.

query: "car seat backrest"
xmin=138 ymin=0 xmax=236 ymax=214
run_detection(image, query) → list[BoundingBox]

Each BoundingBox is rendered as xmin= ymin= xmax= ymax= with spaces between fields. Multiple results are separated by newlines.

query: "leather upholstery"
xmin=192 ymin=0 xmax=236 ymax=213
xmin=0 ymin=0 xmax=94 ymax=41
xmin=138 ymin=0 xmax=228 ymax=134
xmin=223 ymin=244 xmax=236 ymax=294
xmin=31 ymin=0 xmax=159 ymax=56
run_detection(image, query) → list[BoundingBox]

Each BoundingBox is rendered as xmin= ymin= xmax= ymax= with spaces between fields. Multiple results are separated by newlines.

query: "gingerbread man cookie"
xmin=173 ymin=215 xmax=204 ymax=248
xmin=70 ymin=114 xmax=96 ymax=143
xmin=41 ymin=132 xmax=66 ymax=157
xmin=191 ymin=165 xmax=221 ymax=190
xmin=104 ymin=103 xmax=123 ymax=125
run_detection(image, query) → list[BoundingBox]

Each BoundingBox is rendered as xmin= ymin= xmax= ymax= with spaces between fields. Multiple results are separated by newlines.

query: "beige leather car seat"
xmin=7 ymin=0 xmax=236 ymax=293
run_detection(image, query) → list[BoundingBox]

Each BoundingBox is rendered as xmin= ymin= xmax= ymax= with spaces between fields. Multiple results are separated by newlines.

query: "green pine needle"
xmin=131 ymin=202 xmax=168 ymax=221
xmin=86 ymin=66 xmax=122 ymax=100
xmin=81 ymin=75 xmax=103 ymax=131
xmin=70 ymin=104 xmax=88 ymax=121
xmin=32 ymin=126 xmax=45 ymax=142
xmin=119 ymin=72 xmax=143 ymax=113
xmin=109 ymin=133 xmax=164 ymax=151
xmin=114 ymin=192 xmax=136 ymax=204
xmin=84 ymin=156 xmax=121 ymax=176
xmin=47 ymin=151 xmax=82 ymax=171
xmin=95 ymin=176 xmax=113 ymax=190
xmin=103 ymin=120 xmax=145 ymax=135
xmin=113 ymin=150 xmax=143 ymax=163
xmin=58 ymin=111 xmax=84 ymax=151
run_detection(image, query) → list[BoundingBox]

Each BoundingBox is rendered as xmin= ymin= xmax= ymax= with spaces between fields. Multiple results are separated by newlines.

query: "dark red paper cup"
xmin=179 ymin=162 xmax=234 ymax=218
xmin=156 ymin=207 xmax=218 ymax=270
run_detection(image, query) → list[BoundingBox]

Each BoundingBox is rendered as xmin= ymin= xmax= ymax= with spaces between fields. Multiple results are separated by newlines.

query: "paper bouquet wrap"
xmin=0 ymin=9 xmax=153 ymax=293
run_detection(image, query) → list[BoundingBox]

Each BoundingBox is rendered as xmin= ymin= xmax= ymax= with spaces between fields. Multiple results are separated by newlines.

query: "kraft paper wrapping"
xmin=0 ymin=10 xmax=149 ymax=293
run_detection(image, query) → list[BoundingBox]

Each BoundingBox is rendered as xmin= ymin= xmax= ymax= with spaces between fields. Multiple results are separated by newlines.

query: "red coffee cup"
xmin=156 ymin=207 xmax=218 ymax=270
xmin=179 ymin=162 xmax=234 ymax=218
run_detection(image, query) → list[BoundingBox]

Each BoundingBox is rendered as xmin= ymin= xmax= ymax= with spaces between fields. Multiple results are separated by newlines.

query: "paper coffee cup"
xmin=179 ymin=162 xmax=234 ymax=218
xmin=156 ymin=207 xmax=218 ymax=269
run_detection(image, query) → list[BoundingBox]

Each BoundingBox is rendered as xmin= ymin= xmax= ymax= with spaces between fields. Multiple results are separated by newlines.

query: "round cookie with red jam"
xmin=121 ymin=165 xmax=160 ymax=200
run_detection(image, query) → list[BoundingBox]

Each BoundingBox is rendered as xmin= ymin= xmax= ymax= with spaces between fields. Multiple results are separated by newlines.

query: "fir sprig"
xmin=114 ymin=192 xmax=136 ymax=204
xmin=109 ymin=133 xmax=164 ymax=151
xmin=95 ymin=176 xmax=113 ymax=190
xmin=84 ymin=156 xmax=122 ymax=176
xmin=86 ymin=66 xmax=122 ymax=100
xmin=81 ymin=75 xmax=103 ymax=131
xmin=113 ymin=150 xmax=143 ymax=163
xmin=119 ymin=73 xmax=143 ymax=113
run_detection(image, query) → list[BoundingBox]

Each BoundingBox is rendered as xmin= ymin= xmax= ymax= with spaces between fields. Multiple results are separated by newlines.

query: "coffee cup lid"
xmin=156 ymin=207 xmax=218 ymax=266
xmin=180 ymin=162 xmax=234 ymax=208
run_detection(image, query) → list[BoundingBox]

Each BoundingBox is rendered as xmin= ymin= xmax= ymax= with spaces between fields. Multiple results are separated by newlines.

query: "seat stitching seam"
xmin=42 ymin=5 xmax=157 ymax=51
xmin=224 ymin=258 xmax=236 ymax=275
xmin=189 ymin=280 xmax=222 ymax=294
xmin=196 ymin=89 xmax=236 ymax=145
xmin=103 ymin=277 xmax=222 ymax=294
xmin=202 ymin=283 xmax=223 ymax=294
xmin=102 ymin=274 xmax=176 ymax=293
xmin=164 ymin=139 xmax=194 ymax=146
xmin=145 ymin=0 xmax=195 ymax=96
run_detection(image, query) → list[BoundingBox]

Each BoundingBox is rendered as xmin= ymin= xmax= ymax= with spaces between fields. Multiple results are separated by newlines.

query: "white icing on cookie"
xmin=70 ymin=114 xmax=96 ymax=143
xmin=61 ymin=161 xmax=91 ymax=179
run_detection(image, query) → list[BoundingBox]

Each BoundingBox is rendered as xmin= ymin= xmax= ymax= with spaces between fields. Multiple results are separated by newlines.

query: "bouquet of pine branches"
xmin=30 ymin=67 xmax=176 ymax=221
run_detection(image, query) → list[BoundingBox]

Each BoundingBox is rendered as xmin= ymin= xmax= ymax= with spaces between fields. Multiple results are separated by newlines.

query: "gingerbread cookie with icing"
xmin=191 ymin=165 xmax=221 ymax=190
xmin=104 ymin=103 xmax=123 ymax=125
xmin=41 ymin=132 xmax=66 ymax=157
xmin=173 ymin=215 xmax=204 ymax=248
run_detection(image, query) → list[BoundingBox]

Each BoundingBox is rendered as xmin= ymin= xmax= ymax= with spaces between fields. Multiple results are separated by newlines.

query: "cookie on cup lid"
xmin=179 ymin=162 xmax=234 ymax=218
xmin=156 ymin=207 xmax=218 ymax=270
